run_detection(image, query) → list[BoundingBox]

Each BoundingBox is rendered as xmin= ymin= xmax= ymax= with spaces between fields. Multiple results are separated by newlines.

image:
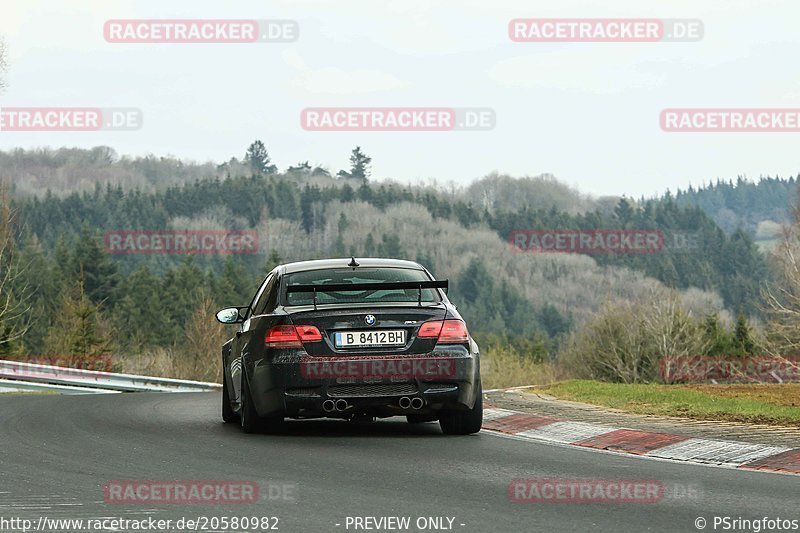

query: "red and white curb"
xmin=482 ymin=407 xmax=800 ymax=475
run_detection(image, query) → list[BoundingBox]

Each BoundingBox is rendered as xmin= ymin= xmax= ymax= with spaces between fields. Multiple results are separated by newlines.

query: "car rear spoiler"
xmin=286 ymin=280 xmax=449 ymax=308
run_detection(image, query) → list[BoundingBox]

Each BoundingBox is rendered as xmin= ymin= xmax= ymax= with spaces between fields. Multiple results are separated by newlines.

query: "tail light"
xmin=417 ymin=319 xmax=469 ymax=343
xmin=295 ymin=325 xmax=323 ymax=342
xmin=417 ymin=321 xmax=443 ymax=338
xmin=265 ymin=325 xmax=322 ymax=348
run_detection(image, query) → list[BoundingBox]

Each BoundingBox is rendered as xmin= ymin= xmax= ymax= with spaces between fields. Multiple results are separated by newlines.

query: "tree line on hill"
xmin=674 ymin=176 xmax=796 ymax=235
xmin=0 ymin=144 xmax=789 ymax=381
xmin=14 ymin=169 xmax=768 ymax=316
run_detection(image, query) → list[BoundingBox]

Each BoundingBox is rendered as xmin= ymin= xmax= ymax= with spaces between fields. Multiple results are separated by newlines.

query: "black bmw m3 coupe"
xmin=216 ymin=257 xmax=482 ymax=435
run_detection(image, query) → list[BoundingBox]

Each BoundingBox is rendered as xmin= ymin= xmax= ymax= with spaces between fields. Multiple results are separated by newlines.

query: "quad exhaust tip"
xmin=327 ymin=397 xmax=421 ymax=412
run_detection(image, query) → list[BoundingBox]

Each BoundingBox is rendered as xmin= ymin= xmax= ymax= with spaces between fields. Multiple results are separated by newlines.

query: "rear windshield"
xmin=284 ymin=267 xmax=441 ymax=306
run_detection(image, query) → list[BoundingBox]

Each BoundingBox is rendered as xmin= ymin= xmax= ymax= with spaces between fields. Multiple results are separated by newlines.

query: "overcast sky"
xmin=1 ymin=0 xmax=798 ymax=197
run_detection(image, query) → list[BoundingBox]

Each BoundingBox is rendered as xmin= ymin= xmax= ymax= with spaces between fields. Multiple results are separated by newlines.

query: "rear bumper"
xmin=246 ymin=348 xmax=479 ymax=418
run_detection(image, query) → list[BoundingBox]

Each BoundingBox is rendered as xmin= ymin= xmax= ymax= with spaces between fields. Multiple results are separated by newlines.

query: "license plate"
xmin=335 ymin=330 xmax=406 ymax=348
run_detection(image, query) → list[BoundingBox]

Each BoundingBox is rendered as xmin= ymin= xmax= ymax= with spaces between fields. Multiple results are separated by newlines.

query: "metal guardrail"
xmin=0 ymin=360 xmax=222 ymax=393
xmin=0 ymin=378 xmax=120 ymax=395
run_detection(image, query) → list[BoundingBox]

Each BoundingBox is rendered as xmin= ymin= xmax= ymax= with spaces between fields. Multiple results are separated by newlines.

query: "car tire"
xmin=222 ymin=373 xmax=239 ymax=423
xmin=439 ymin=382 xmax=483 ymax=435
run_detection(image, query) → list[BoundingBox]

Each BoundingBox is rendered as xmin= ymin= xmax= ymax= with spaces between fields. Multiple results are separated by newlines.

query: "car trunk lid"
xmin=287 ymin=304 xmax=448 ymax=356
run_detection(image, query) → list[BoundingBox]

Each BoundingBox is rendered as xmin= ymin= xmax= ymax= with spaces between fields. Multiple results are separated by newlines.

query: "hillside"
xmin=2 ymin=146 xmax=769 ymax=364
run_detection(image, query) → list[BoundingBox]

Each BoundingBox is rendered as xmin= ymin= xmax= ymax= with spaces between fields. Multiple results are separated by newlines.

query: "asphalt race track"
xmin=1 ymin=392 xmax=797 ymax=533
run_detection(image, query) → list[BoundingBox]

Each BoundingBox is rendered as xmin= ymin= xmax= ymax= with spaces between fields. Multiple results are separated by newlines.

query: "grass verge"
xmin=481 ymin=346 xmax=558 ymax=390
xmin=535 ymin=380 xmax=800 ymax=426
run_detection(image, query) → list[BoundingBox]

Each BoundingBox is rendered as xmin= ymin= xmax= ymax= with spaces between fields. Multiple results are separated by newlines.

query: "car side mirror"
xmin=216 ymin=307 xmax=246 ymax=324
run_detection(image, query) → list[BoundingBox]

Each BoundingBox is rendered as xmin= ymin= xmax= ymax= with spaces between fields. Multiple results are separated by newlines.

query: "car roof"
xmin=279 ymin=258 xmax=425 ymax=275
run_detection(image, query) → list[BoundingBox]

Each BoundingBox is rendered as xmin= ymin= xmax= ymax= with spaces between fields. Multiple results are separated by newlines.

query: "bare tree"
xmin=558 ymin=288 xmax=709 ymax=383
xmin=761 ymin=192 xmax=800 ymax=365
xmin=0 ymin=185 xmax=31 ymax=348
xmin=180 ymin=291 xmax=226 ymax=382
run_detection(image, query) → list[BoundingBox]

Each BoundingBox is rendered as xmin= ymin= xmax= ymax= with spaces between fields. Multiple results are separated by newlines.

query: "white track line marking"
xmin=516 ymin=421 xmax=618 ymax=444
xmin=483 ymin=408 xmax=519 ymax=421
xmin=646 ymin=438 xmax=791 ymax=465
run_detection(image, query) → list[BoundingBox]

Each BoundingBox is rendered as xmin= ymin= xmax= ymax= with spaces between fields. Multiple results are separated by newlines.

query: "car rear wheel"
xmin=439 ymin=382 xmax=483 ymax=435
xmin=222 ymin=373 xmax=239 ymax=423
